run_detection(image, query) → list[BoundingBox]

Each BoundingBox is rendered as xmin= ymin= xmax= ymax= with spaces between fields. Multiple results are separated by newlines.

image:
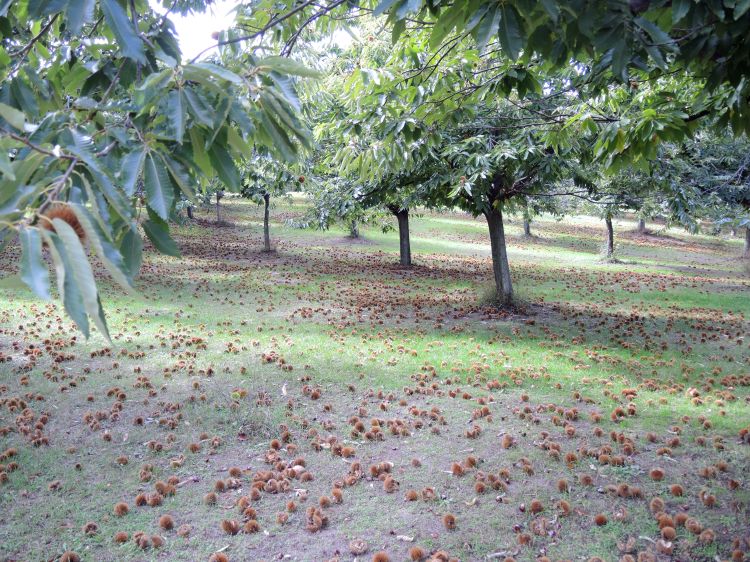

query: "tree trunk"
xmin=349 ymin=220 xmax=359 ymax=239
xmin=216 ymin=192 xmax=222 ymax=223
xmin=263 ymin=193 xmax=271 ymax=252
xmin=394 ymin=209 xmax=412 ymax=266
xmin=745 ymin=226 xmax=750 ymax=257
xmin=485 ymin=206 xmax=513 ymax=304
xmin=523 ymin=219 xmax=531 ymax=237
xmin=605 ymin=215 xmax=614 ymax=258
xmin=637 ymin=218 xmax=646 ymax=234
xmin=186 ymin=205 xmax=193 ymax=219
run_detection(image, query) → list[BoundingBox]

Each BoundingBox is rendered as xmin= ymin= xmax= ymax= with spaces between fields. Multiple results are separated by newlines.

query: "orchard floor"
xmin=0 ymin=197 xmax=749 ymax=562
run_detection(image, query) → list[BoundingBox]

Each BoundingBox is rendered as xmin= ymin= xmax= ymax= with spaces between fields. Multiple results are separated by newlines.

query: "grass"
xmin=0 ymin=196 xmax=748 ymax=562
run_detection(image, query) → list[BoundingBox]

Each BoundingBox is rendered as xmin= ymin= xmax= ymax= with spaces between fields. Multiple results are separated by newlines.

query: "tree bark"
xmin=349 ymin=220 xmax=359 ymax=238
xmin=263 ymin=193 xmax=271 ymax=252
xmin=605 ymin=214 xmax=614 ymax=258
xmin=186 ymin=205 xmax=193 ymax=219
xmin=523 ymin=219 xmax=531 ymax=237
xmin=637 ymin=218 xmax=646 ymax=234
xmin=216 ymin=191 xmax=222 ymax=223
xmin=389 ymin=206 xmax=412 ymax=266
xmin=485 ymin=206 xmax=513 ymax=304
xmin=745 ymin=226 xmax=750 ymax=257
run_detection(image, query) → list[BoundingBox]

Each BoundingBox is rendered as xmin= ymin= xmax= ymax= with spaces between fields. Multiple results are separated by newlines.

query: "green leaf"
xmin=120 ymin=148 xmax=146 ymax=196
xmin=258 ymin=112 xmax=297 ymax=162
xmin=53 ymin=217 xmax=110 ymax=340
xmin=189 ymin=62 xmax=243 ymax=84
xmin=635 ymin=17 xmax=673 ymax=50
xmin=260 ymin=91 xmax=304 ymax=143
xmin=144 ymin=152 xmax=174 ymax=220
xmin=43 ymin=229 xmax=90 ymax=338
xmin=20 ymin=227 xmax=51 ymax=300
xmin=66 ymin=0 xmax=95 ymax=34
xmin=100 ymin=0 xmax=146 ymax=64
xmin=28 ymin=0 xmax=68 ymax=18
xmin=0 ymin=0 xmax=12 ymax=17
xmin=168 ymin=89 xmax=186 ymax=143
xmin=159 ymin=153 xmax=195 ymax=200
xmin=498 ymin=5 xmax=524 ymax=60
xmin=143 ymin=213 xmax=180 ymax=257
xmin=183 ymin=87 xmax=214 ymax=127
xmin=120 ymin=226 xmax=143 ymax=280
xmin=0 ymin=149 xmax=14 ymax=180
xmin=0 ymin=101 xmax=26 ymax=130
xmin=391 ymin=19 xmax=406 ymax=43
xmin=65 ymin=130 xmax=132 ymax=220
xmin=69 ymin=204 xmax=133 ymax=291
xmin=428 ymin=2 xmax=465 ymax=50
xmin=373 ymin=0 xmax=400 ymax=17
xmin=259 ymin=56 xmax=322 ymax=78
xmin=539 ymin=0 xmax=560 ymax=22
xmin=207 ymin=142 xmax=240 ymax=188
xmin=611 ymin=40 xmax=629 ymax=81
xmin=0 ymin=184 xmax=40 ymax=217
xmin=672 ymin=0 xmax=691 ymax=23
xmin=395 ymin=0 xmax=421 ymax=19
xmin=188 ymin=128 xmax=213 ymax=176
xmin=473 ymin=6 xmax=501 ymax=50
xmin=735 ymin=0 xmax=750 ymax=19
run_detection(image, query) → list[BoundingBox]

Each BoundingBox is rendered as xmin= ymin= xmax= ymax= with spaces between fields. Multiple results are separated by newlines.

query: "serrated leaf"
xmin=66 ymin=0 xmax=95 ymax=34
xmin=207 ymin=141 xmax=240 ymax=188
xmin=120 ymin=148 xmax=146 ymax=196
xmin=474 ymin=6 xmax=501 ymax=50
xmin=672 ymin=0 xmax=691 ymax=23
xmin=0 ymin=150 xmax=13 ymax=180
xmin=143 ymin=213 xmax=180 ymax=256
xmin=635 ymin=17 xmax=673 ymax=50
xmin=44 ymin=228 xmax=89 ymax=338
xmin=267 ymin=73 xmax=300 ymax=113
xmin=391 ymin=19 xmax=406 ymax=43
xmin=0 ymin=184 xmax=40 ymax=217
xmin=395 ymin=0 xmax=421 ymax=19
xmin=20 ymin=227 xmax=50 ymax=300
xmin=189 ymin=62 xmax=242 ymax=84
xmin=168 ymin=89 xmax=186 ymax=143
xmin=100 ymin=0 xmax=146 ymax=64
xmin=734 ymin=0 xmax=750 ymax=19
xmin=0 ymin=101 xmax=25 ymax=130
xmin=498 ymin=5 xmax=524 ymax=60
xmin=27 ymin=0 xmax=68 ymax=18
xmin=259 ymin=56 xmax=322 ymax=78
xmin=144 ymin=152 xmax=174 ymax=220
xmin=0 ymin=0 xmax=13 ymax=17
xmin=373 ymin=0 xmax=400 ymax=17
xmin=188 ymin=128 xmax=213 ymax=176
xmin=53 ymin=217 xmax=109 ymax=340
xmin=540 ymin=0 xmax=560 ymax=21
xmin=258 ymin=112 xmax=296 ymax=162
xmin=120 ymin=226 xmax=143 ymax=279
xmin=69 ymin=204 xmax=133 ymax=291
xmin=428 ymin=1 xmax=465 ymax=50
xmin=183 ymin=87 xmax=214 ymax=127
xmin=611 ymin=40 xmax=629 ymax=81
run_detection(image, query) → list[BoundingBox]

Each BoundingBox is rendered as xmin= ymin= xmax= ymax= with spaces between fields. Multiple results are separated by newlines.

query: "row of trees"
xmin=2 ymin=0 xmax=750 ymax=336
xmin=236 ymin=17 xmax=750 ymax=304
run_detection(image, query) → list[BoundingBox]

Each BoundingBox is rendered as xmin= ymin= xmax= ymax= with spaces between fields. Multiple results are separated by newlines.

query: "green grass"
xmin=0 ymin=197 xmax=748 ymax=562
